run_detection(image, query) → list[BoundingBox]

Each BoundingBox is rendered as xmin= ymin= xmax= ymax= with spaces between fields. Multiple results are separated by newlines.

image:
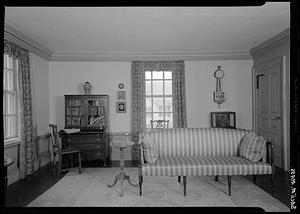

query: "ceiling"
xmin=4 ymin=3 xmax=290 ymax=60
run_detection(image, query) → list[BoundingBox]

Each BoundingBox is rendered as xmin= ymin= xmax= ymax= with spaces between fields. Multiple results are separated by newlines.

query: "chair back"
xmin=150 ymin=120 xmax=169 ymax=130
xmin=49 ymin=124 xmax=61 ymax=151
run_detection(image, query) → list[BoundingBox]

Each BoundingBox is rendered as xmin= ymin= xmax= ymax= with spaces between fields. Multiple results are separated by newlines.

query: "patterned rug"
xmin=27 ymin=167 xmax=289 ymax=211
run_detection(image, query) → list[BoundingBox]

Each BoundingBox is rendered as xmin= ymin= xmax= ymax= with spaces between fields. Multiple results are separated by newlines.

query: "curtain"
xmin=131 ymin=61 xmax=187 ymax=160
xmin=4 ymin=39 xmax=34 ymax=179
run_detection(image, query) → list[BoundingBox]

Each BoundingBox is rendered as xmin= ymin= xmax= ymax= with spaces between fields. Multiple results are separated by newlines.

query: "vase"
xmin=83 ymin=81 xmax=92 ymax=95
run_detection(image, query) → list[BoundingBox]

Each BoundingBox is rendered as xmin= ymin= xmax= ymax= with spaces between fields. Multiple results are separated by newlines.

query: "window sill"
xmin=4 ymin=139 xmax=20 ymax=149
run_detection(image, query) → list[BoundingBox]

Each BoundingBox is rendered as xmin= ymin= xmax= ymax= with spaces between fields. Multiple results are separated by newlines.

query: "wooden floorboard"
xmin=5 ymin=161 xmax=289 ymax=208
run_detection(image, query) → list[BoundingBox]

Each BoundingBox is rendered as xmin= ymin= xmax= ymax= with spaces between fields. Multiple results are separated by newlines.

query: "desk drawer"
xmin=71 ymin=143 xmax=105 ymax=151
xmin=85 ymin=151 xmax=106 ymax=159
xmin=67 ymin=136 xmax=104 ymax=144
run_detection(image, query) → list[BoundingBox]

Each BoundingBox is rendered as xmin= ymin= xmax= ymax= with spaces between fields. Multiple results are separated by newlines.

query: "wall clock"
xmin=213 ymin=66 xmax=225 ymax=108
xmin=118 ymin=83 xmax=124 ymax=89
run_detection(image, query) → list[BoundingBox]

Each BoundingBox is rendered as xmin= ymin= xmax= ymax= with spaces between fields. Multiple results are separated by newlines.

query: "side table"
xmin=107 ymin=139 xmax=137 ymax=197
xmin=4 ymin=157 xmax=14 ymax=205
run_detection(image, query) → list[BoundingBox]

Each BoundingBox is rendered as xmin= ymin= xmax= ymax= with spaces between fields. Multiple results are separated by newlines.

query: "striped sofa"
xmin=138 ymin=128 xmax=274 ymax=196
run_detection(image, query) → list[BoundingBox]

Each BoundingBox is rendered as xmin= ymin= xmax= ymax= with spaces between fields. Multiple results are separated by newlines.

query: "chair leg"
xmin=57 ymin=155 xmax=62 ymax=177
xmin=78 ymin=152 xmax=82 ymax=174
xmin=139 ymin=175 xmax=143 ymax=196
xmin=183 ymin=176 xmax=187 ymax=196
xmin=271 ymin=172 xmax=275 ymax=195
xmin=253 ymin=175 xmax=257 ymax=184
xmin=215 ymin=175 xmax=219 ymax=182
xmin=227 ymin=176 xmax=232 ymax=195
xmin=178 ymin=176 xmax=181 ymax=183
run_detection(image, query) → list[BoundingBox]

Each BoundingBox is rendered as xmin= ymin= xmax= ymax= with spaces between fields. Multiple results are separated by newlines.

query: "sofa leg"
xmin=227 ymin=176 xmax=232 ymax=196
xmin=215 ymin=175 xmax=219 ymax=182
xmin=253 ymin=175 xmax=257 ymax=184
xmin=183 ymin=176 xmax=187 ymax=196
xmin=139 ymin=175 xmax=143 ymax=196
xmin=178 ymin=176 xmax=181 ymax=183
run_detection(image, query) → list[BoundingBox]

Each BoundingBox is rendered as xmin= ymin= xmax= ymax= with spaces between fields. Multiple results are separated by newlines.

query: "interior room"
xmin=3 ymin=3 xmax=292 ymax=211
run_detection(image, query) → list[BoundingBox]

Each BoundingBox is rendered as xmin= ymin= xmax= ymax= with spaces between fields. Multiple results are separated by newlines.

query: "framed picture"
xmin=210 ymin=111 xmax=236 ymax=129
xmin=117 ymin=90 xmax=126 ymax=100
xmin=116 ymin=101 xmax=126 ymax=113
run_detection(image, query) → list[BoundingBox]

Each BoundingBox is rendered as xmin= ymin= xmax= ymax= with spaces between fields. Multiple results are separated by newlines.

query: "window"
xmin=145 ymin=70 xmax=173 ymax=129
xmin=3 ymin=54 xmax=19 ymax=142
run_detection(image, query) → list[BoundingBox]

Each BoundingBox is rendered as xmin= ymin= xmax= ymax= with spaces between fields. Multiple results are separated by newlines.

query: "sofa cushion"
xmin=142 ymin=156 xmax=272 ymax=176
xmin=143 ymin=135 xmax=158 ymax=164
xmin=239 ymin=132 xmax=266 ymax=162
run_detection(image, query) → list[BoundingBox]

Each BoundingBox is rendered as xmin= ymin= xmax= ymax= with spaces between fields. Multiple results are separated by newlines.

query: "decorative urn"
xmin=83 ymin=81 xmax=92 ymax=95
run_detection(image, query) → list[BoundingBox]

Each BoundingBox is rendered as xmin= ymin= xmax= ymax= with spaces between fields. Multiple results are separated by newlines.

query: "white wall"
xmin=49 ymin=60 xmax=253 ymax=161
xmin=185 ymin=60 xmax=253 ymax=130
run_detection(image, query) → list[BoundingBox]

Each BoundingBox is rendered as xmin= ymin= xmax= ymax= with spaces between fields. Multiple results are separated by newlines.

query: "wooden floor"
xmin=4 ymin=161 xmax=290 ymax=208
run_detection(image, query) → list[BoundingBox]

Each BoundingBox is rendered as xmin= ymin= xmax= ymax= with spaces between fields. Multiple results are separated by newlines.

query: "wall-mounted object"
xmin=210 ymin=111 xmax=236 ymax=129
xmin=83 ymin=81 xmax=92 ymax=95
xmin=116 ymin=101 xmax=126 ymax=113
xmin=118 ymin=83 xmax=124 ymax=89
xmin=213 ymin=66 xmax=225 ymax=108
xmin=117 ymin=91 xmax=126 ymax=100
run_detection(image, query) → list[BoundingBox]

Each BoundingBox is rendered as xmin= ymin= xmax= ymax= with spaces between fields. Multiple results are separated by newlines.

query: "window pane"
xmin=146 ymin=113 xmax=152 ymax=129
xmin=6 ymin=55 xmax=13 ymax=69
xmin=153 ymin=113 xmax=164 ymax=121
xmin=164 ymin=71 xmax=172 ymax=79
xmin=145 ymin=71 xmax=151 ymax=80
xmin=146 ymin=97 xmax=152 ymax=112
xmin=165 ymin=113 xmax=173 ymax=128
xmin=146 ymin=81 xmax=151 ymax=95
xmin=165 ymin=80 xmax=172 ymax=95
xmin=153 ymin=81 xmax=163 ymax=95
xmin=165 ymin=97 xmax=172 ymax=112
xmin=6 ymin=70 xmax=14 ymax=91
xmin=153 ymin=71 xmax=163 ymax=79
xmin=153 ymin=97 xmax=163 ymax=112
xmin=3 ymin=70 xmax=6 ymax=90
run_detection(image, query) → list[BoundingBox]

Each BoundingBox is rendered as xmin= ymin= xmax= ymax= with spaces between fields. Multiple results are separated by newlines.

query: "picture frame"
xmin=116 ymin=101 xmax=126 ymax=113
xmin=117 ymin=90 xmax=126 ymax=100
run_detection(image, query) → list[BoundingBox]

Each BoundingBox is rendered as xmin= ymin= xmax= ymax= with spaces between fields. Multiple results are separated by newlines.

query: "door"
xmin=255 ymin=57 xmax=283 ymax=169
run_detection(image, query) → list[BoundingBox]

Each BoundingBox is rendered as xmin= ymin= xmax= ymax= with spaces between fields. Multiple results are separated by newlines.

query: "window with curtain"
xmin=3 ymin=53 xmax=20 ymax=142
xmin=145 ymin=70 xmax=173 ymax=129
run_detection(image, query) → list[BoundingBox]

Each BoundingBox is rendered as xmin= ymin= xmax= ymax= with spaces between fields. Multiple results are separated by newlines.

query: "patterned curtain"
xmin=131 ymin=61 xmax=187 ymax=159
xmin=4 ymin=40 xmax=34 ymax=179
xmin=172 ymin=61 xmax=187 ymax=128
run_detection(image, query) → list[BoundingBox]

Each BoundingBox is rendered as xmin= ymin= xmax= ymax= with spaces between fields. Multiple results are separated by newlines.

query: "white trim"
xmin=50 ymin=51 xmax=251 ymax=61
xmin=250 ymin=28 xmax=290 ymax=59
xmin=4 ymin=23 xmax=53 ymax=60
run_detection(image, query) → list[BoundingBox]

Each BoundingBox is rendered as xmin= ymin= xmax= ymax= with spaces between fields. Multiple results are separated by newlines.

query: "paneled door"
xmin=255 ymin=57 xmax=283 ymax=169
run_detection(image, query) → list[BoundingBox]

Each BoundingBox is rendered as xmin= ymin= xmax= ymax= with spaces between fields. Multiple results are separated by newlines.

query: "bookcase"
xmin=60 ymin=95 xmax=109 ymax=165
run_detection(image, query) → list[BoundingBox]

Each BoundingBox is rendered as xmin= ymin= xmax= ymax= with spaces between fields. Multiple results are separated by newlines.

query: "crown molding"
xmin=4 ymin=23 xmax=53 ymax=60
xmin=50 ymin=50 xmax=251 ymax=61
xmin=249 ymin=28 xmax=290 ymax=59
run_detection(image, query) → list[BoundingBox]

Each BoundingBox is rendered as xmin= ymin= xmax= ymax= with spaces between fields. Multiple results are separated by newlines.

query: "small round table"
xmin=107 ymin=140 xmax=138 ymax=196
xmin=4 ymin=157 xmax=14 ymax=205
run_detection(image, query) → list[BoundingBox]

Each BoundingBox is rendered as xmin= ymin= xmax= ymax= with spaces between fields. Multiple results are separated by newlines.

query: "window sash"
xmin=145 ymin=70 xmax=173 ymax=129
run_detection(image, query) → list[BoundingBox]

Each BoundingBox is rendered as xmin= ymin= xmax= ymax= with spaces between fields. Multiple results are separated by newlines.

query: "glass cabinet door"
xmin=86 ymin=98 xmax=106 ymax=130
xmin=65 ymin=99 xmax=85 ymax=128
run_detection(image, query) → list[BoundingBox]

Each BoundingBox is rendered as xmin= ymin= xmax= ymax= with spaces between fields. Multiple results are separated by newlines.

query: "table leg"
xmin=107 ymin=173 xmax=121 ymax=187
xmin=124 ymin=174 xmax=138 ymax=187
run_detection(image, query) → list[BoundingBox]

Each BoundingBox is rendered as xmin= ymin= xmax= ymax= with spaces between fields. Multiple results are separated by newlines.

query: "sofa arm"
xmin=266 ymin=141 xmax=274 ymax=165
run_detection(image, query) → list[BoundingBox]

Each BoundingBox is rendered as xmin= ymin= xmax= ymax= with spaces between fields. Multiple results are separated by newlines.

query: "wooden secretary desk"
xmin=59 ymin=95 xmax=109 ymax=166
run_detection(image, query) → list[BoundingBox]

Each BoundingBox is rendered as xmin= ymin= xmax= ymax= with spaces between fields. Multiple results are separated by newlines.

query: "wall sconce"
xmin=213 ymin=66 xmax=225 ymax=108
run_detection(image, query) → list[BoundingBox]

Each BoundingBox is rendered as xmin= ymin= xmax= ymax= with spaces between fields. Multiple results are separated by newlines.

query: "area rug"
xmin=27 ymin=167 xmax=289 ymax=211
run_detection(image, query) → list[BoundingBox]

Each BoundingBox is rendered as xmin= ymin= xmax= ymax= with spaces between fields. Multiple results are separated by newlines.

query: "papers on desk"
xmin=62 ymin=128 xmax=80 ymax=134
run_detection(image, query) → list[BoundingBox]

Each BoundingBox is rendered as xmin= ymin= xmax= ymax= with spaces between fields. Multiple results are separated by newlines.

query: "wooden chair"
xmin=49 ymin=124 xmax=82 ymax=177
xmin=150 ymin=120 xmax=169 ymax=130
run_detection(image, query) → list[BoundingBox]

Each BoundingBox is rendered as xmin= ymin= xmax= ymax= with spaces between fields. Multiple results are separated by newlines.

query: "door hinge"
xmin=256 ymin=74 xmax=264 ymax=89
